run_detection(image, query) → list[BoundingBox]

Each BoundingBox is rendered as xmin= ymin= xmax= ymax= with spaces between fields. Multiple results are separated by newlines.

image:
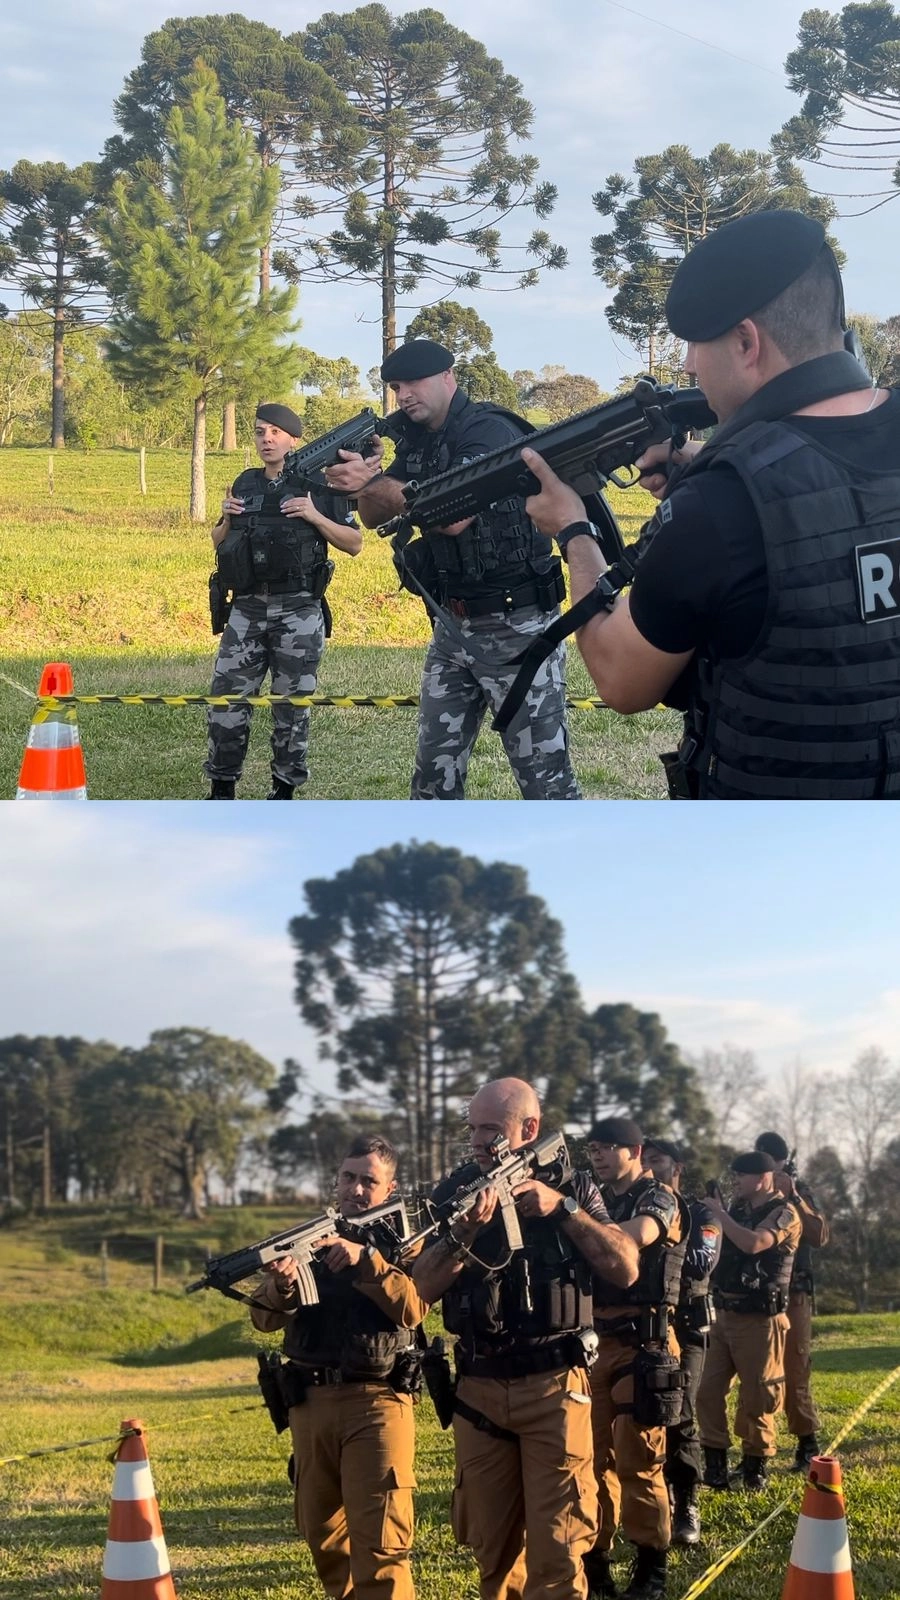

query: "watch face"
xmin=563 ymin=1195 xmax=579 ymax=1215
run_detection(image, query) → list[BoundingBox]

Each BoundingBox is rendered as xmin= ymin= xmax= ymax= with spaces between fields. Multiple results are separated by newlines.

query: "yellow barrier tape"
xmin=37 ymin=693 xmax=615 ymax=711
xmin=675 ymin=1355 xmax=900 ymax=1600
xmin=0 ymin=1400 xmax=264 ymax=1468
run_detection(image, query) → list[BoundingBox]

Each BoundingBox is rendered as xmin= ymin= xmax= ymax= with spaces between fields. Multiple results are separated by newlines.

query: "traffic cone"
xmin=781 ymin=1455 xmax=855 ymax=1599
xmin=16 ymin=663 xmax=87 ymax=799
xmin=100 ymin=1418 xmax=177 ymax=1598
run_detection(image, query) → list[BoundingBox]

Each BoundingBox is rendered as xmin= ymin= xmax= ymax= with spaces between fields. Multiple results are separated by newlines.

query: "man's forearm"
xmin=564 ymin=1214 xmax=639 ymax=1286
xmin=411 ymin=1235 xmax=468 ymax=1303
xmin=357 ymin=476 xmax=408 ymax=528
xmin=719 ymin=1214 xmax=772 ymax=1254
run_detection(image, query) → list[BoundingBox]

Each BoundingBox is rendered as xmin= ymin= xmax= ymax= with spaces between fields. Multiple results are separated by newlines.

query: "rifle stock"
xmin=406 ymin=1130 xmax=571 ymax=1255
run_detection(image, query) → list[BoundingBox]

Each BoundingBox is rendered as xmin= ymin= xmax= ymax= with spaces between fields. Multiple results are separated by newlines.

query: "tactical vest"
xmin=713 ymin=1196 xmax=796 ymax=1313
xmin=399 ymin=394 xmax=556 ymax=590
xmin=596 ymin=1176 xmax=688 ymax=1311
xmin=440 ymin=1191 xmax=593 ymax=1356
xmin=283 ymin=1257 xmax=415 ymax=1380
xmin=218 ymin=474 xmax=330 ymax=595
xmin=678 ymin=419 xmax=900 ymax=798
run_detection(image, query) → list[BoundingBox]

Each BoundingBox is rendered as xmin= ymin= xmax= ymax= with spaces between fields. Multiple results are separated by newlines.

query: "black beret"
xmin=731 ymin=1151 xmax=776 ymax=1175
xmin=381 ymin=340 xmax=455 ymax=382
xmin=666 ymin=209 xmax=828 ymax=343
xmin=256 ymin=402 xmax=303 ymax=437
xmin=643 ymin=1136 xmax=683 ymax=1165
xmin=755 ymin=1131 xmax=790 ymax=1162
xmin=588 ymin=1116 xmax=644 ymax=1148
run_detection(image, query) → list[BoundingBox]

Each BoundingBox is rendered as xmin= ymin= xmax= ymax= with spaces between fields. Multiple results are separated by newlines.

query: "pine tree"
xmin=99 ymin=64 xmax=301 ymax=521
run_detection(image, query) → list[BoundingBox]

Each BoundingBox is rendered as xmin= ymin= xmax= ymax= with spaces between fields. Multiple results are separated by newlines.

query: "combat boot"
xmin=702 ymin=1446 xmax=730 ymax=1490
xmin=622 ymin=1546 xmax=666 ymax=1599
xmin=791 ymin=1434 xmax=819 ymax=1472
xmin=583 ymin=1546 xmax=618 ymax=1597
xmin=671 ymin=1484 xmax=701 ymax=1545
xmin=267 ymin=778 xmax=294 ymax=799
xmin=741 ymin=1454 xmax=767 ymax=1491
xmin=206 ymin=778 xmax=235 ymax=799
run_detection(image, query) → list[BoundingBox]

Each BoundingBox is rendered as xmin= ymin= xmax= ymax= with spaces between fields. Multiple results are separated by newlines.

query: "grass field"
xmin=2 ymin=1208 xmax=899 ymax=1599
xmin=0 ymin=446 xmax=682 ymax=800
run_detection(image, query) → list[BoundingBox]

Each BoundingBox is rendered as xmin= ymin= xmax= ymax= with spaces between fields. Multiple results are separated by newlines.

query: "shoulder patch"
xmin=635 ymin=1183 xmax=677 ymax=1228
xmin=658 ymin=497 xmax=673 ymax=524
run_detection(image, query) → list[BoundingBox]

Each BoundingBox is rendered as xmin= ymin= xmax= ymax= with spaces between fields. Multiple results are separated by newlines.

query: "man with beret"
xmin=696 ymin=1152 xmax=801 ymax=1489
xmin=205 ymin=402 xmax=361 ymax=799
xmin=755 ymin=1132 xmax=830 ymax=1471
xmin=583 ymin=1118 xmax=688 ymax=1598
xmin=519 ymin=208 xmax=900 ymax=800
xmin=642 ymin=1138 xmax=721 ymax=1547
xmin=325 ymin=339 xmax=581 ymax=799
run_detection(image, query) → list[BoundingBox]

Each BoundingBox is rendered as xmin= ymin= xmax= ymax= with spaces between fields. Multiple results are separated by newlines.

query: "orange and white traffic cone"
xmin=781 ymin=1455 xmax=855 ymax=1599
xmin=100 ymin=1418 xmax=177 ymax=1598
xmin=16 ymin=663 xmax=87 ymax=799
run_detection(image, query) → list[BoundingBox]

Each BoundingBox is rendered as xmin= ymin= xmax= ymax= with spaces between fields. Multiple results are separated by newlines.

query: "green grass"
xmin=1 ymin=1209 xmax=899 ymax=1598
xmin=0 ymin=446 xmax=680 ymax=799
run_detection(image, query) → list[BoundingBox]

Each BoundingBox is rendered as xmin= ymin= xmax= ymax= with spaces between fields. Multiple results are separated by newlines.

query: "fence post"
xmin=139 ymin=447 xmax=147 ymax=497
xmin=100 ymin=1237 xmax=108 ymax=1288
xmin=48 ymin=453 xmax=54 ymax=495
xmin=153 ymin=1233 xmax=164 ymax=1291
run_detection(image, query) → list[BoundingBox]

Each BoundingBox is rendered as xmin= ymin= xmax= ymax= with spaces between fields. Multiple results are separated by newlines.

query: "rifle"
xmin=185 ymin=1197 xmax=410 ymax=1306
xmin=264 ymin=408 xmax=402 ymax=499
xmin=404 ymin=1130 xmax=571 ymax=1256
xmin=382 ymin=380 xmax=715 ymax=541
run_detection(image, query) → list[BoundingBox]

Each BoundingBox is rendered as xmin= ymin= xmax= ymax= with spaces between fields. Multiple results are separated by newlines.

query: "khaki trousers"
xmin=289 ymin=1384 xmax=416 ymax=1600
xmin=696 ymin=1310 xmax=788 ymax=1457
xmin=589 ymin=1337 xmax=671 ymax=1553
xmin=451 ymin=1365 xmax=597 ymax=1600
xmin=785 ymin=1290 xmax=820 ymax=1437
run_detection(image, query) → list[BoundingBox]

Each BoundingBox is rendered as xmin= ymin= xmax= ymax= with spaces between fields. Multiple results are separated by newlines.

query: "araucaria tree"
xmin=289 ymin=842 xmax=567 ymax=1187
xmin=280 ymin=5 xmax=566 ymax=400
xmin=99 ymin=65 xmax=300 ymax=521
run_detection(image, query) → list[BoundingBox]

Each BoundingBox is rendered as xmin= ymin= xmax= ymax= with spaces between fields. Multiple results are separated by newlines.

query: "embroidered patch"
xmin=855 ymin=535 xmax=900 ymax=623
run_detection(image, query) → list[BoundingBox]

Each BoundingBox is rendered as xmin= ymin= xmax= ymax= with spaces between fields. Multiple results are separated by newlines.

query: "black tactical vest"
xmin=282 ymin=1257 xmax=415 ymax=1380
xmin=398 ymin=392 xmax=556 ymax=590
xmin=714 ymin=1196 xmax=797 ymax=1312
xmin=680 ymin=420 xmax=900 ymax=798
xmin=596 ymin=1176 xmax=688 ymax=1310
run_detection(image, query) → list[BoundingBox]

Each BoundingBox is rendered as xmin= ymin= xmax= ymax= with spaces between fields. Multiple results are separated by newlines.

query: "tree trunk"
xmin=259 ymin=135 xmax=272 ymax=299
xmin=41 ymin=1119 xmax=52 ymax=1210
xmin=222 ymin=402 xmax=237 ymax=451
xmin=190 ymin=394 xmax=207 ymax=522
xmin=381 ymin=88 xmax=397 ymax=415
xmin=52 ymin=237 xmax=66 ymax=448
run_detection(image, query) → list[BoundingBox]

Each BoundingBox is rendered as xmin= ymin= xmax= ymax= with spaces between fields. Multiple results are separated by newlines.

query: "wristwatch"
xmin=558 ymin=1195 xmax=581 ymax=1220
xmin=555 ymin=521 xmax=604 ymax=561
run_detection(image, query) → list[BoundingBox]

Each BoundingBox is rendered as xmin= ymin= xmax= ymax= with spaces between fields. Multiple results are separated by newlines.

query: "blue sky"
xmin=1 ymin=804 xmax=896 ymax=1109
xmin=1 ymin=0 xmax=898 ymax=391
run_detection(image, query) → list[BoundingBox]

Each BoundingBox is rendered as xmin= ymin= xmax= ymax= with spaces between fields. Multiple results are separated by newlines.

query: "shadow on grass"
xmin=812 ymin=1345 xmax=900 ymax=1376
xmin=114 ymin=1319 xmax=255 ymax=1366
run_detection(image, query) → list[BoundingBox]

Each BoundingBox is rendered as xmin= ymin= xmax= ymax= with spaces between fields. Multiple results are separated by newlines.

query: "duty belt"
xmin=237 ymin=580 xmax=315 ymax=597
xmin=294 ymin=1364 xmax=381 ymax=1387
xmin=444 ymin=567 xmax=565 ymax=620
xmin=458 ymin=1334 xmax=589 ymax=1380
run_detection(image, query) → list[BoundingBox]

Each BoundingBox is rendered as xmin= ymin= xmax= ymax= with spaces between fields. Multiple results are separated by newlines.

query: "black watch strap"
xmin=555 ymin=520 xmax=602 ymax=560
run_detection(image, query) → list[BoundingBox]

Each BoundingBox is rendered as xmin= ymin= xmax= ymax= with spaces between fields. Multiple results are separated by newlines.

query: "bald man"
xmin=413 ymin=1078 xmax=638 ymax=1600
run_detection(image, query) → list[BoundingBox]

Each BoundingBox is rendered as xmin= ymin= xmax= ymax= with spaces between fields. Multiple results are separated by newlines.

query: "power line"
xmin=597 ymin=0 xmax=786 ymax=81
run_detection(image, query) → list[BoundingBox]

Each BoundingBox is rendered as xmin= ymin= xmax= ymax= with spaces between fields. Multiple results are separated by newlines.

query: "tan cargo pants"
xmin=451 ymin=1365 xmax=597 ymax=1600
xmin=289 ymin=1383 xmax=416 ymax=1600
xmin=589 ymin=1336 xmax=671 ymax=1553
xmin=696 ymin=1309 xmax=788 ymax=1457
xmin=785 ymin=1290 xmax=820 ymax=1436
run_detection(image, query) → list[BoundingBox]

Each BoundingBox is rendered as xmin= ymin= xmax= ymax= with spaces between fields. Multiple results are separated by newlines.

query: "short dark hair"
xmin=342 ymin=1134 xmax=399 ymax=1174
xmin=753 ymin=245 xmax=844 ymax=363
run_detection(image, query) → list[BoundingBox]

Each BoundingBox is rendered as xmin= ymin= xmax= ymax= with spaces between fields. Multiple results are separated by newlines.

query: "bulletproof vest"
xmin=399 ymin=393 xmax=555 ymax=588
xmin=283 ymin=1256 xmax=415 ymax=1380
xmin=218 ymin=474 xmax=328 ymax=593
xmin=596 ymin=1177 xmax=687 ymax=1310
xmin=681 ymin=419 xmax=900 ymax=798
xmin=714 ymin=1196 xmax=796 ymax=1306
xmin=439 ymin=1166 xmax=593 ymax=1353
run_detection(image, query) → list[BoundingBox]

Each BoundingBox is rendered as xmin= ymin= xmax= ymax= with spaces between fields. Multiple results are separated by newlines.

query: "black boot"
xmin=741 ymin=1454 xmax=767 ymax=1491
xmin=791 ymin=1434 xmax=819 ymax=1472
xmin=622 ymin=1546 xmax=666 ymax=1599
xmin=206 ymin=778 xmax=235 ymax=799
xmin=671 ymin=1484 xmax=701 ymax=1545
xmin=702 ymin=1446 xmax=730 ymax=1490
xmin=267 ymin=778 xmax=294 ymax=799
xmin=583 ymin=1546 xmax=617 ymax=1598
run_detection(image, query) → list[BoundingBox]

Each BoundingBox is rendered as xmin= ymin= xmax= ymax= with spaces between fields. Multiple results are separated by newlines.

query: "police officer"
xmin=584 ymin=1119 xmax=687 ymax=1599
xmin=697 ymin=1152 xmax=801 ymax=1490
xmin=206 ymin=402 xmax=361 ymax=799
xmin=520 ymin=209 xmax=900 ymax=799
xmin=249 ymin=1134 xmax=426 ymax=1600
xmin=412 ymin=1077 xmax=639 ymax=1600
xmin=325 ymin=340 xmax=581 ymax=799
xmin=755 ymin=1131 xmax=830 ymax=1470
xmin=642 ymin=1137 xmax=722 ymax=1548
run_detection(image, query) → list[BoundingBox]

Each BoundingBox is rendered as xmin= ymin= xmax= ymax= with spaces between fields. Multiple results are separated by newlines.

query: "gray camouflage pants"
xmin=412 ymin=605 xmax=581 ymax=799
xmin=205 ymin=592 xmax=325 ymax=787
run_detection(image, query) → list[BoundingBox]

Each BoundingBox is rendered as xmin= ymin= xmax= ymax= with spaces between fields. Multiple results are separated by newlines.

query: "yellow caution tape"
xmin=37 ymin=693 xmax=615 ymax=710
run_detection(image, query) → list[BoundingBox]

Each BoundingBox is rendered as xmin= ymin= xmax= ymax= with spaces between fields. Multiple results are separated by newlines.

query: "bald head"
xmin=467 ymin=1077 xmax=541 ymax=1167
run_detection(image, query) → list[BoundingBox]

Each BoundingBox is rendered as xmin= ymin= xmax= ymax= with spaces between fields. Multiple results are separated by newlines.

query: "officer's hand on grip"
xmin=317 ymin=1234 xmax=365 ymax=1273
xmin=634 ymin=439 xmax=703 ymax=500
xmin=522 ymin=447 xmax=585 ymax=536
xmin=451 ymin=1184 xmax=498 ymax=1245
xmin=266 ymin=1254 xmax=300 ymax=1293
xmin=512 ymin=1179 xmax=565 ymax=1218
xmin=325 ymin=443 xmax=383 ymax=493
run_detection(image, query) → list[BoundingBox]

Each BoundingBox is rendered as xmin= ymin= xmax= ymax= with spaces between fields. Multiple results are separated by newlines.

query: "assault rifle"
xmin=405 ymin=1130 xmax=571 ymax=1256
xmin=185 ymin=1197 xmax=410 ymax=1306
xmin=263 ymin=408 xmax=401 ymax=500
xmin=382 ymin=379 xmax=715 ymax=542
